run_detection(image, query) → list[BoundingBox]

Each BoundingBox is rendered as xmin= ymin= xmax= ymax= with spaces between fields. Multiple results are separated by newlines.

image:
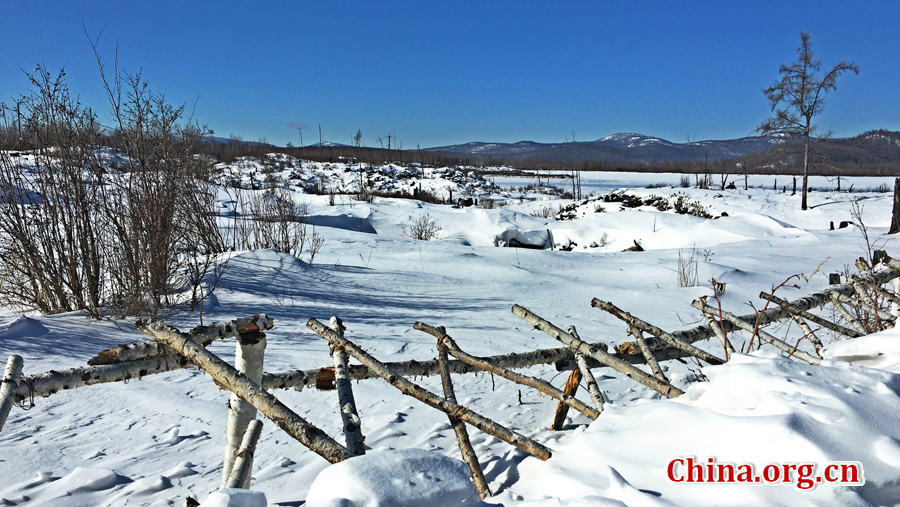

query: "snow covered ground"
xmin=1 ymin=158 xmax=899 ymax=506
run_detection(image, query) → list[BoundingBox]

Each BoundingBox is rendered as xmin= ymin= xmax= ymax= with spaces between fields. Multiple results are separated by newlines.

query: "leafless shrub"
xmin=403 ymin=213 xmax=442 ymax=241
xmin=677 ymin=245 xmax=699 ymax=288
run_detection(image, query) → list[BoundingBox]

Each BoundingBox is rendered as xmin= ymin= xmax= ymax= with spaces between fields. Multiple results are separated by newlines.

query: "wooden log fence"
xmin=306 ymin=318 xmax=553 ymax=461
xmin=329 ymin=317 xmax=365 ymax=456
xmin=224 ymin=419 xmax=263 ymax=489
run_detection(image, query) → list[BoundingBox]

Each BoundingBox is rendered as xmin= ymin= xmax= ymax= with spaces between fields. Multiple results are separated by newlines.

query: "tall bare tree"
xmin=759 ymin=32 xmax=859 ymax=210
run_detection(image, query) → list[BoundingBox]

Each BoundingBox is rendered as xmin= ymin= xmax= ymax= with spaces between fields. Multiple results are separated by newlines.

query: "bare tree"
xmin=759 ymin=32 xmax=859 ymax=210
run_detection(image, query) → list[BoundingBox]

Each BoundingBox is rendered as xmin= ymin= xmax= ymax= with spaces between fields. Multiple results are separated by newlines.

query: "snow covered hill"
xmin=1 ymin=167 xmax=899 ymax=506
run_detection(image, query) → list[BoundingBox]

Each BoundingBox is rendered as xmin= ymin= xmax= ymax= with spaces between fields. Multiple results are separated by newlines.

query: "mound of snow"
xmin=306 ymin=449 xmax=476 ymax=507
xmin=509 ymin=351 xmax=900 ymax=506
xmin=200 ymin=489 xmax=267 ymax=507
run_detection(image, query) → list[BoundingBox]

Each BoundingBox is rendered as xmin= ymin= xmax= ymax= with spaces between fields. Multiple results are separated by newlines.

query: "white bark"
xmin=224 ymin=419 xmax=263 ymax=489
xmin=330 ymin=317 xmax=365 ymax=456
xmin=222 ymin=333 xmax=267 ymax=487
xmin=414 ymin=322 xmax=599 ymax=420
xmin=575 ymin=353 xmax=606 ymax=412
xmin=791 ymin=314 xmax=823 ymax=358
xmin=591 ymin=299 xmax=724 ymax=365
xmin=760 ymin=292 xmax=862 ymax=338
xmin=137 ymin=317 xmax=352 ymax=464
xmin=436 ymin=337 xmax=491 ymax=500
xmin=838 ymin=287 xmax=895 ymax=324
xmin=702 ymin=311 xmax=734 ymax=361
xmin=692 ymin=299 xmax=821 ymax=365
xmin=892 ymin=278 xmax=900 ymax=317
xmin=89 ymin=314 xmax=274 ymax=365
xmin=629 ymin=324 xmax=668 ymax=381
xmin=307 ymin=318 xmax=552 ymax=461
xmin=829 ymin=294 xmax=870 ymax=335
xmin=0 ymin=355 xmax=24 ymax=433
xmin=511 ymin=305 xmax=683 ymax=399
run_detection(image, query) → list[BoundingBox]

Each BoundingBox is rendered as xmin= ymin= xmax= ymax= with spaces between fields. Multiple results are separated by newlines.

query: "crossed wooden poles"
xmin=2 ymin=253 xmax=899 ymax=499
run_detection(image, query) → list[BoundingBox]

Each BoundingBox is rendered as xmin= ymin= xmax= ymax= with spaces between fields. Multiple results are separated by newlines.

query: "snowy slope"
xmin=1 ymin=166 xmax=898 ymax=506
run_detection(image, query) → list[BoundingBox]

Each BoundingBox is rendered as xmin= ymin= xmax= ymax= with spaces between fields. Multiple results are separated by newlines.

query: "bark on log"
xmin=0 ymin=355 xmax=24 ymax=433
xmin=829 ymin=294 xmax=869 ymax=335
xmin=307 ymin=318 xmax=552 ymax=461
xmin=413 ymin=322 xmax=599 ymax=420
xmin=692 ymin=299 xmax=821 ymax=365
xmin=330 ymin=317 xmax=365 ymax=456
xmin=436 ymin=335 xmax=491 ymax=500
xmin=575 ymin=353 xmax=606 ymax=412
xmin=551 ymin=369 xmax=581 ymax=431
xmin=834 ymin=290 xmax=895 ymax=324
xmin=591 ymin=299 xmax=724 ymax=365
xmin=89 ymin=314 xmax=274 ymax=366
xmin=222 ymin=332 xmax=267 ymax=487
xmin=224 ymin=419 xmax=263 ymax=489
xmin=629 ymin=324 xmax=667 ymax=381
xmin=18 ymin=352 xmax=193 ymax=399
xmin=893 ymin=278 xmax=900 ymax=318
xmin=621 ymin=264 xmax=900 ymax=352
xmin=760 ymin=292 xmax=862 ymax=338
xmin=702 ymin=311 xmax=734 ymax=361
xmin=791 ymin=314 xmax=823 ymax=359
xmin=511 ymin=305 xmax=683 ymax=398
xmin=137 ymin=318 xmax=352 ymax=464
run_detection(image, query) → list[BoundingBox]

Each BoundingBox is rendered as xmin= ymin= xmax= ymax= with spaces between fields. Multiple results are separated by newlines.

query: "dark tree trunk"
xmin=889 ymin=178 xmax=900 ymax=234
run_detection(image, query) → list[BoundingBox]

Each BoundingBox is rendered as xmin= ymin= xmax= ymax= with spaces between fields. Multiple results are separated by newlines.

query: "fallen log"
xmin=224 ymin=419 xmax=263 ymax=489
xmin=692 ymin=299 xmax=821 ymax=365
xmin=759 ymin=292 xmax=861 ymax=338
xmin=591 ymin=299 xmax=724 ymax=365
xmin=575 ymin=353 xmax=606 ymax=412
xmin=138 ymin=317 xmax=353 ymax=464
xmin=413 ymin=322 xmax=599 ymax=420
xmin=512 ymin=305 xmax=683 ymax=398
xmin=629 ymin=324 xmax=668 ymax=381
xmin=330 ymin=317 xmax=365 ymax=456
xmin=222 ymin=329 xmax=267 ymax=486
xmin=307 ymin=318 xmax=552 ymax=461
xmin=791 ymin=314 xmax=823 ymax=358
xmin=89 ymin=314 xmax=274 ymax=366
xmin=0 ymin=355 xmax=24 ymax=433
xmin=436 ymin=333 xmax=491 ymax=500
xmin=829 ymin=294 xmax=869 ymax=335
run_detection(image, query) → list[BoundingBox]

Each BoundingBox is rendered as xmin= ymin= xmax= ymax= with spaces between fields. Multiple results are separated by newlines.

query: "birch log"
xmin=89 ymin=314 xmax=274 ymax=365
xmin=137 ymin=318 xmax=353 ymax=464
xmin=436 ymin=336 xmax=491 ymax=500
xmin=691 ymin=299 xmax=821 ymax=365
xmin=413 ymin=322 xmax=599 ymax=420
xmin=575 ymin=353 xmax=606 ymax=412
xmin=307 ymin=318 xmax=552 ymax=461
xmin=791 ymin=314 xmax=823 ymax=358
xmin=511 ymin=305 xmax=683 ymax=398
xmin=701 ymin=311 xmax=734 ymax=361
xmin=620 ymin=264 xmax=900 ymax=352
xmin=629 ymin=324 xmax=667 ymax=381
xmin=591 ymin=299 xmax=724 ymax=365
xmin=224 ymin=419 xmax=263 ymax=489
xmin=833 ymin=291 xmax=895 ymax=324
xmin=829 ymin=294 xmax=869 ymax=335
xmin=222 ymin=331 xmax=267 ymax=487
xmin=0 ymin=355 xmax=24 ymax=433
xmin=760 ymin=292 xmax=862 ymax=338
xmin=893 ymin=278 xmax=900 ymax=318
xmin=551 ymin=369 xmax=581 ymax=431
xmin=330 ymin=317 xmax=365 ymax=456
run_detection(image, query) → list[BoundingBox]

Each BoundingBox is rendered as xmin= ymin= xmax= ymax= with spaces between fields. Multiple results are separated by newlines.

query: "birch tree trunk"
xmin=829 ymin=294 xmax=869 ymax=335
xmin=893 ymin=278 xmax=900 ymax=318
xmin=0 ymin=355 xmax=24 ymax=433
xmin=224 ymin=419 xmax=263 ymax=489
xmin=307 ymin=318 xmax=552 ymax=461
xmin=137 ymin=317 xmax=353 ymax=464
xmin=629 ymin=324 xmax=667 ymax=381
xmin=511 ymin=305 xmax=683 ymax=398
xmin=702 ymin=311 xmax=734 ymax=361
xmin=413 ymin=322 xmax=599 ymax=420
xmin=692 ymin=299 xmax=821 ymax=365
xmin=330 ymin=317 xmax=365 ymax=456
xmin=437 ymin=336 xmax=491 ymax=499
xmin=791 ymin=314 xmax=823 ymax=358
xmin=222 ymin=332 xmax=267 ymax=487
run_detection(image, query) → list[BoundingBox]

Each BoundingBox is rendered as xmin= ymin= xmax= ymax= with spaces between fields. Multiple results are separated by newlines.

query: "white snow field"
xmin=1 ymin=156 xmax=899 ymax=506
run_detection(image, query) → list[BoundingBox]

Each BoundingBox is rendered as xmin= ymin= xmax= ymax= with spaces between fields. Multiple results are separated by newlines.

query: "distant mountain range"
xmin=736 ymin=129 xmax=900 ymax=169
xmin=425 ymin=133 xmax=792 ymax=164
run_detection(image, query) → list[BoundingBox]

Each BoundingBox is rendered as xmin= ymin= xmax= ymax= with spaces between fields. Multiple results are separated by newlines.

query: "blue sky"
xmin=2 ymin=1 xmax=898 ymax=148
